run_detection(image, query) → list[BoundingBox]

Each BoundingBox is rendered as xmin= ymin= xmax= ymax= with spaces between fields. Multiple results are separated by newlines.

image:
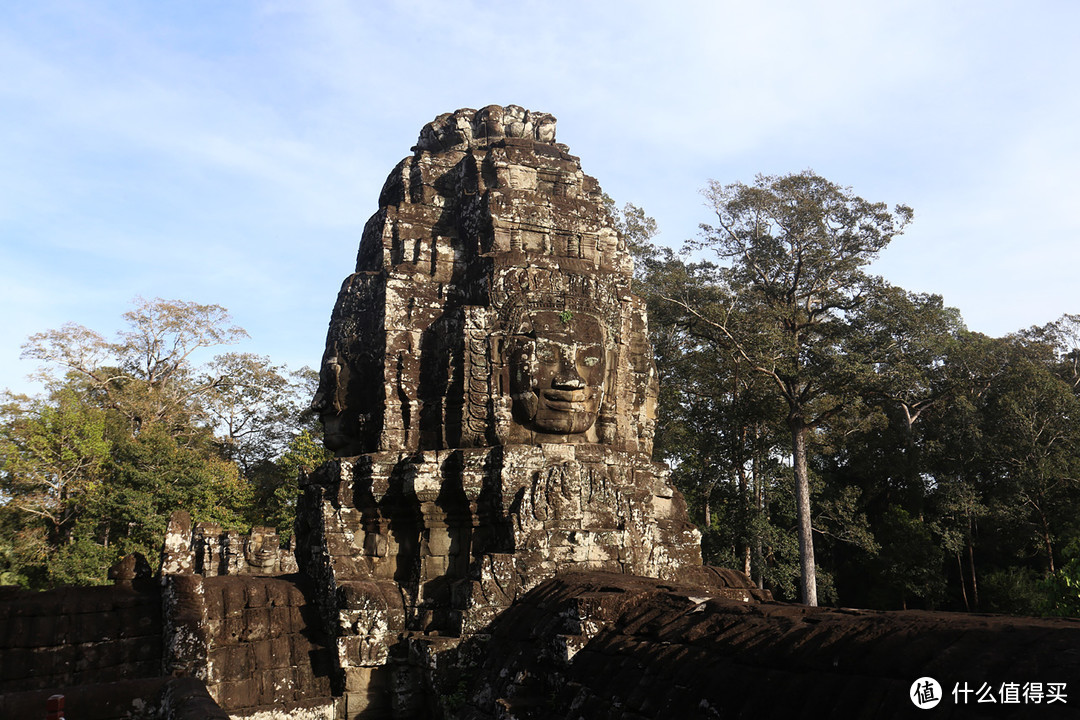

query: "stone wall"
xmin=203 ymin=576 xmax=334 ymax=713
xmin=161 ymin=510 xmax=297 ymax=578
xmin=161 ymin=572 xmax=336 ymax=717
xmin=0 ymin=583 xmax=164 ymax=719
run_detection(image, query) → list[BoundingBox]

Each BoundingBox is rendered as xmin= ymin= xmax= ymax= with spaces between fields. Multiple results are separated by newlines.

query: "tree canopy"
xmin=0 ymin=298 xmax=328 ymax=588
xmin=658 ymin=172 xmax=912 ymax=605
xmin=615 ymin=174 xmax=1080 ymax=615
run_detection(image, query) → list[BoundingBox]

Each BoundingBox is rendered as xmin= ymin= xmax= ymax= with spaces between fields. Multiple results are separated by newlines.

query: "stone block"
xmin=258 ymin=667 xmax=296 ymax=704
xmin=243 ymin=580 xmax=269 ymax=608
xmin=221 ymin=615 xmax=244 ymax=644
xmin=343 ymin=666 xmax=393 ymax=717
xmin=250 ymin=638 xmax=274 ymax=670
xmin=241 ymin=607 xmax=271 ymax=642
xmin=213 ymin=678 xmax=259 ymax=711
xmin=221 ymin=583 xmax=245 ymax=618
xmin=420 ymin=554 xmax=447 ymax=581
xmin=266 ymin=581 xmax=291 ymax=608
xmin=425 ymin=527 xmax=453 ymax=556
xmin=325 ymin=531 xmax=354 ymax=557
xmin=269 ymin=635 xmax=292 ymax=668
xmin=114 ymin=606 xmax=156 ymax=639
xmin=0 ymin=646 xmax=30 ymax=680
xmin=293 ymin=655 xmax=318 ymax=695
xmin=269 ymin=605 xmax=293 ymax=634
xmin=290 ymin=632 xmax=316 ymax=668
xmin=209 ymin=644 xmax=252 ymax=683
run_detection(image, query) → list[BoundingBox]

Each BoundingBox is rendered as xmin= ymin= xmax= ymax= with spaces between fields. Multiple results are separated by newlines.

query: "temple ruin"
xmin=1 ymin=106 xmax=1078 ymax=720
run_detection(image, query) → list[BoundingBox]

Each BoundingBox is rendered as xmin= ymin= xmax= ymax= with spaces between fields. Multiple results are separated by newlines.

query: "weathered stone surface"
xmin=310 ymin=105 xmax=655 ymax=457
xmin=108 ymin=552 xmax=154 ymax=589
xmin=296 ymin=104 xmax=704 ymax=716
xmin=198 ymin=576 xmax=335 ymax=712
xmin=160 ymin=510 xmax=194 ymax=576
xmin=160 ymin=512 xmax=299 ymax=579
xmin=0 ymin=584 xmax=162 ymax=694
xmin=447 ymin=572 xmax=1080 ymax=720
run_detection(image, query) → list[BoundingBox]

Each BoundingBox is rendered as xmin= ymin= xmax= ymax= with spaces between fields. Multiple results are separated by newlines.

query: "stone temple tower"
xmin=297 ymin=105 xmax=703 ymax=714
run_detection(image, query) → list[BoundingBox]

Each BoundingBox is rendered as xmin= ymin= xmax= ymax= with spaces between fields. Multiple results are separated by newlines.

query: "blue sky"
xmin=3 ymin=1 xmax=1079 ymax=395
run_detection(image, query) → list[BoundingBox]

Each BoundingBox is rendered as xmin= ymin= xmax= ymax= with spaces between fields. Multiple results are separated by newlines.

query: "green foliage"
xmin=981 ymin=567 xmax=1047 ymax=616
xmin=624 ymin=177 xmax=1080 ymax=615
xmin=0 ymin=388 xmax=111 ymax=545
xmin=1 ymin=298 xmax=320 ymax=588
xmin=867 ymin=507 xmax=946 ymax=609
xmin=254 ymin=429 xmax=333 ymax=537
xmin=1041 ymin=540 xmax=1080 ymax=617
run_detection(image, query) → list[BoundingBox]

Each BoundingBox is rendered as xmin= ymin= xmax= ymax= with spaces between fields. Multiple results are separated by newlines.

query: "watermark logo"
xmin=911 ymin=677 xmax=943 ymax=709
xmin=910 ymin=678 xmax=1067 ymax=709
xmin=953 ymin=681 xmax=1068 ymax=705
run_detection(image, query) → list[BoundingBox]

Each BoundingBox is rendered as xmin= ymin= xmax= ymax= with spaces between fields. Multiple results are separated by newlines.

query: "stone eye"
xmin=536 ymin=344 xmax=558 ymax=363
xmin=580 ymin=347 xmax=602 ymax=368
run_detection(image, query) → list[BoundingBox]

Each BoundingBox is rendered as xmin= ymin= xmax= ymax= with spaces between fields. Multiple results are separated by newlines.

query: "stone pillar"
xmin=161 ymin=574 xmax=209 ymax=681
xmin=161 ymin=511 xmax=195 ymax=576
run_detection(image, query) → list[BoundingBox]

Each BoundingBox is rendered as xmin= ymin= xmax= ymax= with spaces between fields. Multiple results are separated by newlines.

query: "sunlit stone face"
xmin=510 ymin=311 xmax=606 ymax=434
xmin=245 ymin=528 xmax=278 ymax=572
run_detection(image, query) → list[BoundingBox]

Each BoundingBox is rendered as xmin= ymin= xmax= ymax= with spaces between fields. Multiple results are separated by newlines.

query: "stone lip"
xmin=414 ymin=104 xmax=559 ymax=152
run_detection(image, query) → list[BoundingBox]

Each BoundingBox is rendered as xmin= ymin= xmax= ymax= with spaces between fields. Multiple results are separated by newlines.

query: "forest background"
xmin=2 ymin=172 xmax=1079 ymax=619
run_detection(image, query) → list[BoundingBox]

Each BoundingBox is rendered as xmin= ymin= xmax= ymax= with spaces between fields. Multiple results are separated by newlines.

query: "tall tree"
xmin=667 ymin=171 xmax=912 ymax=605
xmin=849 ymin=285 xmax=964 ymax=489
xmin=22 ymin=296 xmax=247 ymax=434
xmin=201 ymin=354 xmax=311 ymax=475
xmin=983 ymin=345 xmax=1080 ymax=574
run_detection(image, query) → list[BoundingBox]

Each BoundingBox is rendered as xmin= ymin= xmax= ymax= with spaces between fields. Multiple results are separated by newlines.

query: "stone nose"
xmin=552 ymin=367 xmax=586 ymax=390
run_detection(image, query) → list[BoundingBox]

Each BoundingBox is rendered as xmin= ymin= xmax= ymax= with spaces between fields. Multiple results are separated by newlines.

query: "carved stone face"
xmin=510 ymin=311 xmax=606 ymax=435
xmin=245 ymin=527 xmax=278 ymax=572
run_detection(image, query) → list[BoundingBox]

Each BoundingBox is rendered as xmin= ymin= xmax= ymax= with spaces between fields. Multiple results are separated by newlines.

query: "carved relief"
xmin=508 ymin=310 xmax=606 ymax=435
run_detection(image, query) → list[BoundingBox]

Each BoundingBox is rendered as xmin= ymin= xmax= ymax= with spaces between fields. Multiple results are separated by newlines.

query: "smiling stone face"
xmin=509 ymin=311 xmax=607 ymax=435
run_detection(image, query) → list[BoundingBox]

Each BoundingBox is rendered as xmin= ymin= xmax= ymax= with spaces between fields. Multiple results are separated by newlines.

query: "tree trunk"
xmin=956 ymin=553 xmax=970 ymax=611
xmin=901 ymin=404 xmax=918 ymax=490
xmin=967 ymin=535 xmax=979 ymax=610
xmin=791 ymin=421 xmax=817 ymax=606
xmin=703 ymin=489 xmax=711 ymax=529
xmin=756 ymin=455 xmax=765 ymax=589
xmin=737 ymin=462 xmax=750 ymax=576
xmin=1038 ymin=507 xmax=1055 ymax=574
